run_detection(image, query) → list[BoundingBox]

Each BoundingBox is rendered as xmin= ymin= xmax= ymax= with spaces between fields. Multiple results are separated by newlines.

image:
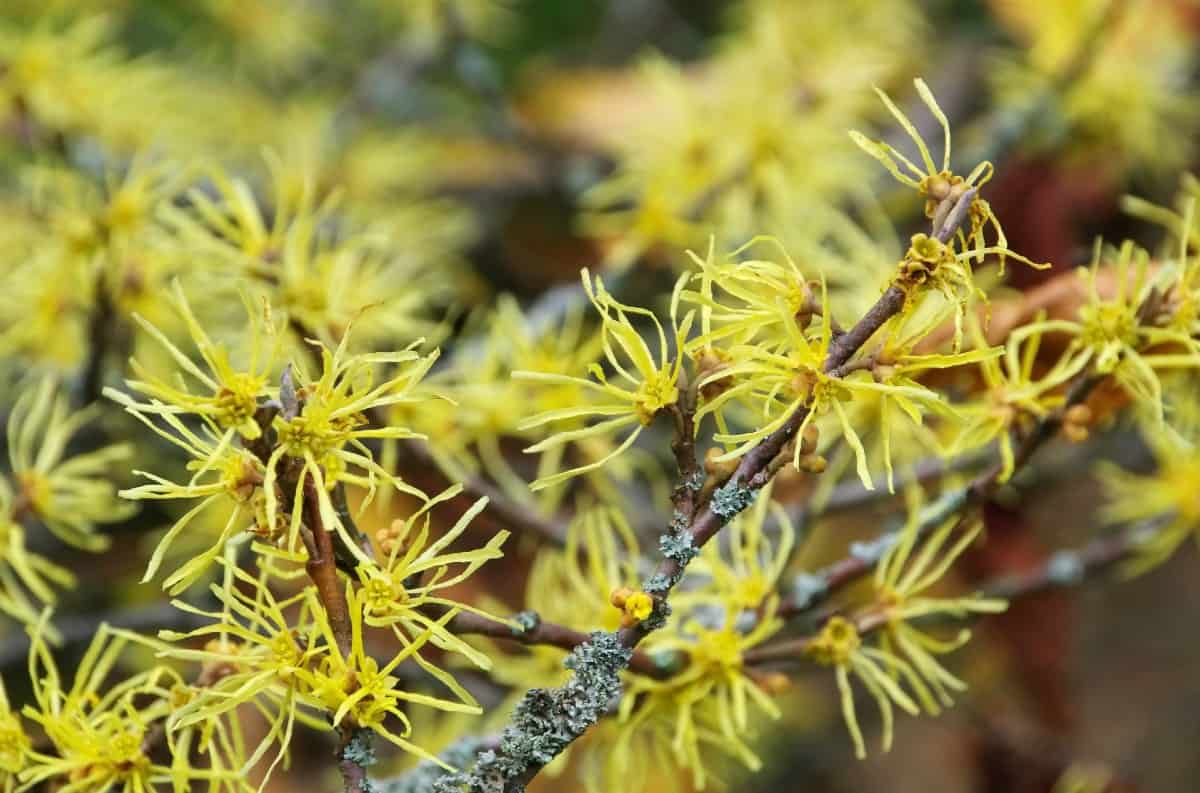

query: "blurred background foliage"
xmin=1 ymin=1 xmax=1199 ymax=792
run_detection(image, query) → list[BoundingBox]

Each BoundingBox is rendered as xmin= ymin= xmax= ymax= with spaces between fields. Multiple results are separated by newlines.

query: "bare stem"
xmin=302 ymin=476 xmax=354 ymax=659
xmin=447 ymin=610 xmax=676 ymax=679
xmin=668 ymin=374 xmax=701 ymax=520
xmin=779 ymin=372 xmax=1105 ymax=619
xmin=748 ymin=518 xmax=1169 ymax=667
xmin=337 ymin=728 xmax=377 ymax=793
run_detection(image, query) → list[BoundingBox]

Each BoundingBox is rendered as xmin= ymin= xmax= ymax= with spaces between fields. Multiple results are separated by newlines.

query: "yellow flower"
xmin=689 ymin=485 xmax=795 ymax=611
xmin=160 ymin=155 xmax=447 ymax=350
xmin=873 ymin=495 xmax=1007 ymax=714
xmin=601 ymin=497 xmax=794 ymax=789
xmin=264 ymin=329 xmax=438 ymax=559
xmin=850 ymin=79 xmax=1000 ymax=243
xmin=464 ymin=506 xmax=645 ymax=782
xmin=683 ymin=241 xmax=944 ymax=485
xmin=18 ymin=611 xmax=243 ymax=793
xmin=7 ymin=376 xmax=135 ymax=550
xmin=109 ymin=288 xmax=279 ymax=591
xmin=625 ymin=592 xmax=654 ymax=622
xmin=300 ymin=583 xmax=473 ymax=769
xmin=0 ymin=483 xmax=73 ymax=630
xmin=160 ymin=558 xmax=333 ymax=789
xmin=952 ymin=317 xmax=1089 ymax=482
xmin=0 ymin=377 xmax=133 ymax=629
xmin=0 ymin=16 xmax=145 ymax=142
xmin=354 ymin=490 xmax=509 ymax=686
xmin=393 ymin=294 xmax=605 ymax=512
xmin=473 ymin=504 xmax=642 ymax=701
xmin=805 ymin=616 xmax=918 ymax=760
xmin=681 ymin=235 xmax=826 ymax=352
xmin=851 ymin=78 xmax=1047 ymax=344
xmin=620 ymin=603 xmax=784 ymax=790
xmin=813 ymin=490 xmax=1007 ymax=759
xmin=515 ymin=269 xmax=694 ymax=490
xmin=1026 ymin=241 xmax=1200 ymax=424
xmin=125 ymin=281 xmax=281 ymax=442
xmin=1099 ymin=427 xmax=1200 ymax=574
xmin=0 ymin=376 xmax=132 ymax=623
xmin=0 ymin=679 xmax=30 ymax=792
xmin=109 ymin=391 xmax=265 ymax=593
xmin=824 ymin=299 xmax=1002 ymax=491
xmin=164 ymin=549 xmax=494 ymax=781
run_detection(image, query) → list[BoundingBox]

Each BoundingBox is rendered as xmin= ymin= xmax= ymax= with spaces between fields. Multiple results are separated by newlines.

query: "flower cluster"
xmin=850 ymin=78 xmax=1049 ymax=347
xmin=13 ymin=612 xmax=245 ymax=793
xmin=91 ymin=284 xmax=512 ymax=781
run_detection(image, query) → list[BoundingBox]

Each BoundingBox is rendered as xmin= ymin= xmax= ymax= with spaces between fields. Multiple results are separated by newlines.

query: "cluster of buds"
xmin=748 ymin=668 xmax=792 ymax=696
xmin=703 ymin=447 xmax=740 ymax=481
xmin=795 ymin=423 xmax=826 ymax=474
xmin=610 ymin=586 xmax=655 ymax=628
xmin=374 ymin=518 xmax=409 ymax=557
xmin=1061 ymin=403 xmax=1095 ymax=443
xmin=920 ymin=171 xmax=971 ymax=221
xmin=775 ymin=421 xmax=827 ymax=476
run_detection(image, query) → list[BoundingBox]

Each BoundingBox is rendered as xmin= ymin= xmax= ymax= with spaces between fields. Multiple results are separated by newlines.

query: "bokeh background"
xmin=1 ymin=1 xmax=1199 ymax=791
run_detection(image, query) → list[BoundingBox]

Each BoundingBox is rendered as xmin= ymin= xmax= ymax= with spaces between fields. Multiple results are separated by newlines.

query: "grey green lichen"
xmin=340 ymin=728 xmax=380 ymax=793
xmin=511 ymin=610 xmax=541 ymax=636
xmin=709 ymin=479 xmax=756 ymax=518
xmin=658 ymin=531 xmax=698 ymax=566
xmin=790 ymin=572 xmax=829 ymax=611
xmin=435 ymin=631 xmax=632 ymax=792
xmin=382 ymin=737 xmax=487 ymax=793
xmin=669 ymin=509 xmax=688 ymax=533
xmin=641 ymin=572 xmax=672 ymax=594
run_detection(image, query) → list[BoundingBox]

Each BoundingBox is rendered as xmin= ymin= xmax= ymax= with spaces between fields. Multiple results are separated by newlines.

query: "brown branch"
xmin=471 ymin=209 xmax=958 ymax=792
xmin=298 ymin=469 xmax=374 ymax=792
xmin=824 ymin=285 xmax=908 ymax=373
xmin=446 ymin=610 xmax=676 ymax=679
xmin=822 ymin=188 xmax=973 ymax=373
xmin=788 ymin=449 xmax=990 ymax=525
xmin=742 ymin=609 xmax=891 ymax=667
xmin=337 ymin=728 xmax=377 ymax=793
xmin=78 ymin=274 xmax=118 ymax=407
xmin=979 ymin=519 xmax=1164 ymax=601
xmin=748 ymin=518 xmax=1168 ymax=668
xmin=779 ymin=372 xmax=1105 ymax=619
xmin=303 ymin=476 xmax=354 ymax=658
xmin=667 ymin=373 xmax=701 ymax=520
